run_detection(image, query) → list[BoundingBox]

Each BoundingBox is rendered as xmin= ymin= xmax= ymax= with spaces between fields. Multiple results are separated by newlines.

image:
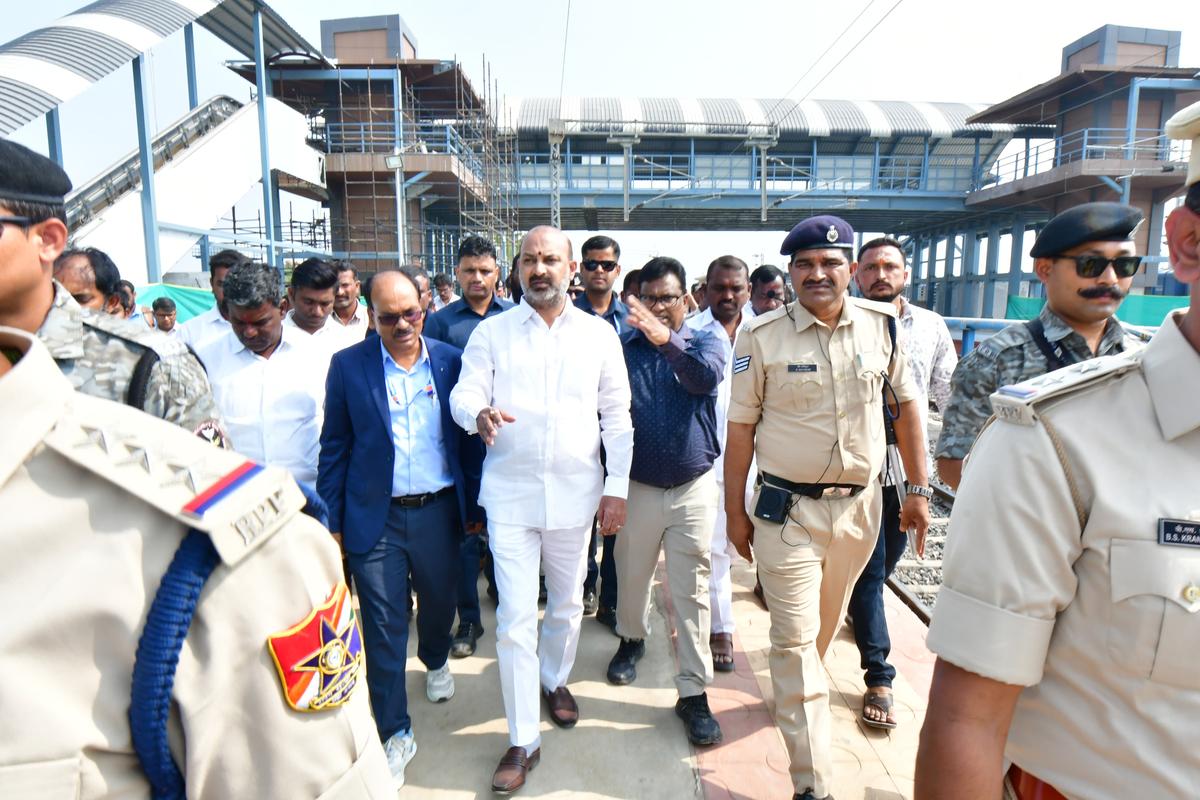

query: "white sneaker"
xmin=384 ymin=730 xmax=417 ymax=789
xmin=426 ymin=663 xmax=455 ymax=702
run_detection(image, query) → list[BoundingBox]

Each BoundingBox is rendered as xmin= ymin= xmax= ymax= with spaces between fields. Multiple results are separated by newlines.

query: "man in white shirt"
xmin=178 ymin=249 xmax=248 ymax=351
xmin=330 ymin=260 xmax=369 ymax=336
xmin=848 ymin=236 xmax=955 ymax=730
xmin=194 ymin=262 xmax=326 ymax=484
xmin=151 ymin=297 xmax=180 ymax=338
xmin=686 ymin=255 xmax=753 ymax=675
xmin=450 ymin=226 xmax=633 ymax=796
xmin=431 ymin=273 xmax=460 ymax=311
xmin=283 ymin=258 xmax=359 ymax=354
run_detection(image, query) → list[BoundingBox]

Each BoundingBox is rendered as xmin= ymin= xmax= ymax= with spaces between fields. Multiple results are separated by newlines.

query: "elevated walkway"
xmin=70 ymin=96 xmax=325 ymax=284
xmin=395 ymin=554 xmax=932 ymax=798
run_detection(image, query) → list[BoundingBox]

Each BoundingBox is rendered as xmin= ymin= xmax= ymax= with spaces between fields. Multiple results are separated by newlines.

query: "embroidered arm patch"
xmin=267 ymin=582 xmax=364 ymax=712
xmin=733 ymin=355 xmax=751 ymax=374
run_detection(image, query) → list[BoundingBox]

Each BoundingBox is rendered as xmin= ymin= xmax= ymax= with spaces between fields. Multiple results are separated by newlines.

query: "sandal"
xmin=861 ymin=688 xmax=898 ymax=730
xmin=710 ymin=633 xmax=735 ymax=673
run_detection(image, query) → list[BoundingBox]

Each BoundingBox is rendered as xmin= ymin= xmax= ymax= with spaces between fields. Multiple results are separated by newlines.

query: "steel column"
xmin=1007 ymin=216 xmax=1026 ymax=305
xmin=132 ymin=55 xmax=162 ymax=282
xmin=962 ymin=230 xmax=980 ymax=317
xmin=982 ymin=223 xmax=1002 ymax=317
xmin=184 ymin=23 xmax=198 ymax=110
xmin=910 ymin=237 xmax=923 ymax=302
xmin=621 ymin=141 xmax=633 ymax=222
xmin=394 ymin=67 xmax=407 ymax=264
xmin=758 ymin=145 xmax=768 ymax=223
xmin=252 ymin=7 xmax=277 ymax=270
xmin=45 ymin=108 xmax=63 ymax=167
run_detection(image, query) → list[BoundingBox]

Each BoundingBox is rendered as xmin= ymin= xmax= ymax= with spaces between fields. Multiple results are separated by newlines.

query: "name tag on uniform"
xmin=1158 ymin=518 xmax=1200 ymax=547
xmin=787 ymin=363 xmax=817 ymax=373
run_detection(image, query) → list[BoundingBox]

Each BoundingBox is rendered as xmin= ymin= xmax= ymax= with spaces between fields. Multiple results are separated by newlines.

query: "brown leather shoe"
xmin=542 ymin=685 xmax=579 ymax=728
xmin=491 ymin=746 xmax=540 ymax=794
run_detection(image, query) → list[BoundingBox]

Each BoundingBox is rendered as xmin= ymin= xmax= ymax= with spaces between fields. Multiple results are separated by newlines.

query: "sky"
xmin=2 ymin=0 xmax=1196 ymax=275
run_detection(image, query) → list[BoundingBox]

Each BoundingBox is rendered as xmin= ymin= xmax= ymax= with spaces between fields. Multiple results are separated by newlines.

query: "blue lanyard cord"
xmin=387 ymin=360 xmax=435 ymax=407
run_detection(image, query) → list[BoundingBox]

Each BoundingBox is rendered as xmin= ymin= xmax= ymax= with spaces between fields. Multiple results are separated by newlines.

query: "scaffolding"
xmin=250 ymin=55 xmax=517 ymax=276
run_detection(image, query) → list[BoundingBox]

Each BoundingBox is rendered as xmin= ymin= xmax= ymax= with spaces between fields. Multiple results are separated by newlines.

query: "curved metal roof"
xmin=507 ymin=96 xmax=1010 ymax=138
xmin=0 ymin=0 xmax=328 ymax=136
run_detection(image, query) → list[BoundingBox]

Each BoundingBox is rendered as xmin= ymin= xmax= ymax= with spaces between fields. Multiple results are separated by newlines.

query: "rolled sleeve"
xmin=928 ymin=416 xmax=1082 ymax=685
xmin=726 ymin=327 xmax=763 ymax=425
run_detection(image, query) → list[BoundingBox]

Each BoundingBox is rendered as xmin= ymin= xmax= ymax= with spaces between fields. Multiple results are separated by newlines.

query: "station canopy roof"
xmin=0 ymin=0 xmax=329 ymax=136
xmin=507 ymin=96 xmax=1030 ymax=139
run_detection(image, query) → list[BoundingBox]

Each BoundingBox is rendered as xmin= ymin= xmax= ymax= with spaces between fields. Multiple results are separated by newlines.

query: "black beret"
xmin=780 ymin=214 xmax=855 ymax=256
xmin=1029 ymin=202 xmax=1143 ymax=258
xmin=0 ymin=138 xmax=72 ymax=205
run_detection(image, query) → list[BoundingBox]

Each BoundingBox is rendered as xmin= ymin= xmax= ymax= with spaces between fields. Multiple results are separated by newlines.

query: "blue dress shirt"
xmin=620 ymin=325 xmax=725 ymax=488
xmin=574 ymin=292 xmax=630 ymax=334
xmin=423 ymin=296 xmax=514 ymax=350
xmin=381 ymin=338 xmax=454 ymax=496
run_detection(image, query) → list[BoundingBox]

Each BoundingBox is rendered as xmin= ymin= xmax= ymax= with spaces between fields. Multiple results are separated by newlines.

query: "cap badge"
xmin=826 ymin=225 xmax=839 ymax=243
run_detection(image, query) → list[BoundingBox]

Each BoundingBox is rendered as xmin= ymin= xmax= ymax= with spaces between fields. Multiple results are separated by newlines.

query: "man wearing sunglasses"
xmin=573 ymin=235 xmax=630 ymax=629
xmin=318 ymin=268 xmax=483 ymax=790
xmin=935 ymin=201 xmax=1152 ymax=489
xmin=917 ymin=101 xmax=1200 ymax=800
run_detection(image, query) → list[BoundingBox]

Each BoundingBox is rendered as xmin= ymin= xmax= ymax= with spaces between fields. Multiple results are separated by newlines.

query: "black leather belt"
xmin=391 ymin=485 xmax=454 ymax=508
xmin=759 ymin=472 xmax=864 ymax=500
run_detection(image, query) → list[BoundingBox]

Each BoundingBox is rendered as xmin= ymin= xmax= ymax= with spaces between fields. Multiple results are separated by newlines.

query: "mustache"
xmin=802 ymin=279 xmax=834 ymax=289
xmin=1078 ymin=286 xmax=1127 ymax=301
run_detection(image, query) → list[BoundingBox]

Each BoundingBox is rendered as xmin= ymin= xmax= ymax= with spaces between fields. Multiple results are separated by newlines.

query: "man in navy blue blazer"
xmin=318 ymin=269 xmax=482 ymax=790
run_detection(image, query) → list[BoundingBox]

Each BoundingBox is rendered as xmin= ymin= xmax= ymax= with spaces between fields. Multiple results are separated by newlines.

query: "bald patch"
xmin=370 ymin=270 xmax=418 ymax=307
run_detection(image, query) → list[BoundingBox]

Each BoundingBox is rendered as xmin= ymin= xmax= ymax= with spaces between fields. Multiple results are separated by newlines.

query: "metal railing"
xmin=66 ymin=95 xmax=243 ymax=229
xmin=514 ymin=151 xmax=980 ymax=194
xmin=317 ymin=120 xmax=486 ymax=176
xmin=985 ymin=128 xmax=1191 ymax=189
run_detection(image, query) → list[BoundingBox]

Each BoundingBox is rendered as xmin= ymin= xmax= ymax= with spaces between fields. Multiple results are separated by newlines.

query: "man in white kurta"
xmin=450 ymin=226 xmax=633 ymax=795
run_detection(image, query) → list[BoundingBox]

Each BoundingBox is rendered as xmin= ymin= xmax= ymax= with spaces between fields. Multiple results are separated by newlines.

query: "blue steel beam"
xmin=132 ymin=55 xmax=162 ymax=283
xmin=184 ymin=23 xmax=210 ymax=271
xmin=45 ymin=108 xmax=63 ymax=167
xmin=1007 ymin=216 xmax=1026 ymax=304
xmin=253 ymin=7 xmax=277 ymax=271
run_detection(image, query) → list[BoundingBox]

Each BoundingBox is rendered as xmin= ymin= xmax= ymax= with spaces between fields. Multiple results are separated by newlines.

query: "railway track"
xmin=885 ymin=482 xmax=953 ymax=625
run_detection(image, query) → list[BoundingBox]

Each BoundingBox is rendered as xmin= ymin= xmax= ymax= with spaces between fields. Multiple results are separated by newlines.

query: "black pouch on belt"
xmin=753 ymin=483 xmax=791 ymax=524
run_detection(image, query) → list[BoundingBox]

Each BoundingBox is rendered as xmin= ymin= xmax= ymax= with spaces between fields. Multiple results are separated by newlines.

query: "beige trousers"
xmin=615 ymin=471 xmax=718 ymax=698
xmin=751 ymin=480 xmax=881 ymax=798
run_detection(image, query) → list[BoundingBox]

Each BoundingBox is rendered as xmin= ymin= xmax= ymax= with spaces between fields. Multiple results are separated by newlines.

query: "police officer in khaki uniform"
xmin=725 ymin=215 xmax=931 ymax=800
xmin=916 ymin=101 xmax=1200 ymax=800
xmin=0 ymin=139 xmax=223 ymax=440
xmin=0 ymin=324 xmax=393 ymax=798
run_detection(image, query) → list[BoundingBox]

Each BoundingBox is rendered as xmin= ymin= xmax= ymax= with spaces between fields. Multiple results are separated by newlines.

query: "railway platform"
xmin=394 ymin=553 xmax=934 ymax=799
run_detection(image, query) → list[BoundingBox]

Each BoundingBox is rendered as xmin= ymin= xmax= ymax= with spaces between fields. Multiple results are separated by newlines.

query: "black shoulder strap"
xmin=883 ymin=314 xmax=899 ymax=444
xmin=1024 ymin=318 xmax=1075 ymax=371
xmin=126 ymin=348 xmax=161 ymax=410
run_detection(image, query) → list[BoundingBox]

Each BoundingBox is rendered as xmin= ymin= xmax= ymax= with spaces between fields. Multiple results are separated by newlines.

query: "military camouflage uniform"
xmin=935 ymin=303 xmax=1151 ymax=460
xmin=37 ymin=280 xmax=223 ymax=438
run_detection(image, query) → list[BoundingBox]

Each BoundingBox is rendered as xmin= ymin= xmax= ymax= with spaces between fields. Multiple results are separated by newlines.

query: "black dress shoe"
xmin=606 ymin=638 xmax=645 ymax=685
xmin=595 ymin=606 xmax=618 ymax=633
xmin=450 ymin=621 xmax=484 ymax=658
xmin=582 ymin=588 xmax=599 ymax=615
xmin=675 ymin=692 xmax=723 ymax=746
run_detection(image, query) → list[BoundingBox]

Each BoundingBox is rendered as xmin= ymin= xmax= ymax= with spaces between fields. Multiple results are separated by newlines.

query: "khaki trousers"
xmin=751 ymin=480 xmax=881 ymax=798
xmin=615 ymin=471 xmax=718 ymax=698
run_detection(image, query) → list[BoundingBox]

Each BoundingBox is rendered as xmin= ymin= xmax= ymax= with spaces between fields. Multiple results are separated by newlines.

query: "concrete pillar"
xmin=1007 ymin=215 xmax=1026 ymax=312
xmin=981 ymin=223 xmax=1003 ymax=317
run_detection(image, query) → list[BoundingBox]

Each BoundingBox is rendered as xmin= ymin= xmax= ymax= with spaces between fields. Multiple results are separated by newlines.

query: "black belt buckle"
xmin=393 ymin=486 xmax=451 ymax=508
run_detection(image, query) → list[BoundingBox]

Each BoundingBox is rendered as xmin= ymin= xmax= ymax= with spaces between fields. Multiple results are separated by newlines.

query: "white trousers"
xmin=489 ymin=521 xmax=591 ymax=749
xmin=710 ymin=475 xmax=754 ymax=635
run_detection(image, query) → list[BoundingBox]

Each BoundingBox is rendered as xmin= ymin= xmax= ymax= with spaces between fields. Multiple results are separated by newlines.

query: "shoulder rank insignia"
xmin=268 ymin=582 xmax=364 ymax=712
xmin=733 ymin=355 xmax=751 ymax=374
xmin=988 ymin=353 xmax=1140 ymax=427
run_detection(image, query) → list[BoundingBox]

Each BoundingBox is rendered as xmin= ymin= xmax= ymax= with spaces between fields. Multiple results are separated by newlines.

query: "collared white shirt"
xmin=194 ymin=326 xmax=327 ymax=483
xmin=687 ymin=306 xmax=755 ymax=490
xmin=450 ymin=299 xmax=634 ymax=529
xmin=177 ymin=305 xmax=230 ymax=352
xmin=284 ymin=310 xmax=360 ymax=354
xmin=331 ymin=302 xmax=369 ymax=330
xmin=433 ymin=293 xmax=460 ymax=312
xmin=382 ymin=338 xmax=453 ymax=496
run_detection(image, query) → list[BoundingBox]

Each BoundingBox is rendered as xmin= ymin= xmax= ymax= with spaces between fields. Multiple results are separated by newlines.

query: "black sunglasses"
xmin=375 ymin=309 xmax=424 ymax=326
xmin=581 ymin=259 xmax=618 ymax=272
xmin=1052 ymin=254 xmax=1142 ymax=279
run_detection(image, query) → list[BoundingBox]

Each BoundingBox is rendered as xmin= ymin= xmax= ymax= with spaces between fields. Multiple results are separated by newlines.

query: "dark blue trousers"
xmin=457 ymin=532 xmax=484 ymax=626
xmin=847 ymin=485 xmax=906 ymax=688
xmin=584 ymin=521 xmax=618 ymax=609
xmin=346 ymin=493 xmax=460 ymax=740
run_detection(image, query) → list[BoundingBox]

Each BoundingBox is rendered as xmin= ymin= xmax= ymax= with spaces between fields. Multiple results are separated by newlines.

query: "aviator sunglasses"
xmin=581 ymin=259 xmax=619 ymax=272
xmin=1051 ymin=254 xmax=1142 ymax=279
xmin=375 ymin=308 xmax=424 ymax=326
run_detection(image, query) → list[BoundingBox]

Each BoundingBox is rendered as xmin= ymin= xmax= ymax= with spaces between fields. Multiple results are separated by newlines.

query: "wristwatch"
xmin=906 ymin=484 xmax=934 ymax=500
